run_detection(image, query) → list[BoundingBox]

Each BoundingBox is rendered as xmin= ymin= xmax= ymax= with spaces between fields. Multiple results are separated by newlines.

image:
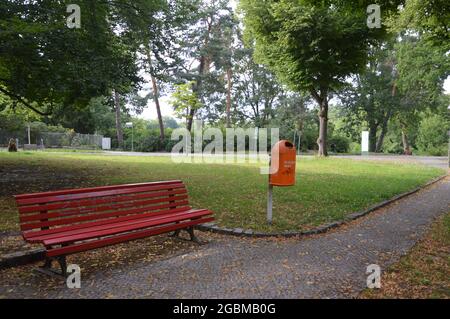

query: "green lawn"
xmin=0 ymin=151 xmax=445 ymax=232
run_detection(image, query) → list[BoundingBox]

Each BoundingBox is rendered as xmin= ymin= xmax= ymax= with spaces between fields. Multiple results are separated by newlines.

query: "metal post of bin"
xmin=267 ymin=156 xmax=273 ymax=225
xmin=267 ymin=184 xmax=273 ymax=225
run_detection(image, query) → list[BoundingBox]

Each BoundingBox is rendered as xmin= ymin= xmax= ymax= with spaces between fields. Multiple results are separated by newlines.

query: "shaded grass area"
xmin=362 ymin=213 xmax=450 ymax=299
xmin=0 ymin=152 xmax=445 ymax=233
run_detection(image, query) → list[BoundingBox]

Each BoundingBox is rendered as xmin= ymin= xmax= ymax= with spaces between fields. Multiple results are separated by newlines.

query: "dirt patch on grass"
xmin=0 ymin=157 xmax=106 ymax=231
xmin=0 ymin=161 xmax=97 ymax=197
xmin=361 ymin=212 xmax=450 ymax=299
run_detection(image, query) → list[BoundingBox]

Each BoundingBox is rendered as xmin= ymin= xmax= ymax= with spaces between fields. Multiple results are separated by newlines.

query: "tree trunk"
xmin=187 ymin=17 xmax=212 ymax=132
xmin=375 ymin=126 xmax=387 ymax=153
xmin=226 ymin=67 xmax=232 ymax=128
xmin=114 ymin=90 xmax=124 ymax=149
xmin=146 ymin=49 xmax=165 ymax=142
xmin=312 ymin=90 xmax=328 ymax=157
xmin=401 ymin=130 xmax=413 ymax=155
xmin=188 ymin=55 xmax=206 ymax=132
xmin=317 ymin=108 xmax=328 ymax=156
xmin=375 ymin=115 xmax=390 ymax=153
xmin=368 ymin=121 xmax=378 ymax=153
xmin=151 ymin=74 xmax=165 ymax=141
xmin=186 ymin=108 xmax=195 ymax=132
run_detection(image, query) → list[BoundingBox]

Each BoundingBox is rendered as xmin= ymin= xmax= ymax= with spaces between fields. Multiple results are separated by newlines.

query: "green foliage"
xmin=1 ymin=0 xmax=448 ymax=156
xmin=232 ymin=46 xmax=284 ymax=127
xmin=396 ymin=36 xmax=449 ymax=109
xmin=328 ymin=135 xmax=350 ymax=154
xmin=0 ymin=0 xmax=167 ymax=115
xmin=239 ymin=0 xmax=387 ymax=94
xmin=148 ymin=116 xmax=179 ymax=130
xmin=239 ymin=0 xmax=398 ymax=156
xmin=388 ymin=0 xmax=450 ymax=48
xmin=119 ymin=117 xmax=180 ymax=152
xmin=170 ymin=81 xmax=202 ymax=124
xmin=416 ymin=114 xmax=449 ymax=156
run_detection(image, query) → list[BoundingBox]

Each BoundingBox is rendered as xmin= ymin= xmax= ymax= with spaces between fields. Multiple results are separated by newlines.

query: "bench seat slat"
xmin=31 ymin=209 xmax=209 ymax=243
xmin=43 ymin=209 xmax=212 ymax=246
xmin=24 ymin=206 xmax=192 ymax=241
xmin=46 ymin=216 xmax=215 ymax=257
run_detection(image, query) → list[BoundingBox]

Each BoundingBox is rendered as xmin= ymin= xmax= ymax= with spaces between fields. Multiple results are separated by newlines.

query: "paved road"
xmin=102 ymin=151 xmax=449 ymax=170
xmin=2 ymin=177 xmax=448 ymax=298
xmin=333 ymin=155 xmax=449 ymax=170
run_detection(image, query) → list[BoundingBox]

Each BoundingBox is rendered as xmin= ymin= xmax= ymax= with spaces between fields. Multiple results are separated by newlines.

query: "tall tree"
xmin=233 ymin=47 xmax=284 ymax=127
xmin=177 ymin=0 xmax=235 ymax=130
xmin=393 ymin=35 xmax=449 ymax=154
xmin=138 ymin=1 xmax=200 ymax=141
xmin=239 ymin=0 xmax=397 ymax=156
xmin=339 ymin=44 xmax=399 ymax=152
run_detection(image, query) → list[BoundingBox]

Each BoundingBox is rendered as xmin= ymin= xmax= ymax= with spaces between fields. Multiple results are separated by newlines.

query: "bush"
xmin=416 ymin=115 xmax=449 ymax=156
xmin=349 ymin=142 xmax=361 ymax=154
xmin=328 ymin=135 xmax=350 ymax=153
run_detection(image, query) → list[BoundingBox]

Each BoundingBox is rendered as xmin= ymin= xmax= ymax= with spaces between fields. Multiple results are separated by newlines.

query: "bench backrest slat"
xmin=18 ymin=188 xmax=187 ymax=214
xmin=19 ymin=193 xmax=188 ymax=222
xmin=14 ymin=181 xmax=190 ymax=234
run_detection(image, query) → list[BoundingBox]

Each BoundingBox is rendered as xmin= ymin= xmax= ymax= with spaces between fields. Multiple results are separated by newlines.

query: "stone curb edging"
xmin=196 ymin=174 xmax=448 ymax=239
xmin=0 ymin=248 xmax=45 ymax=270
xmin=0 ymin=174 xmax=447 ymax=269
xmin=0 ymin=231 xmax=21 ymax=238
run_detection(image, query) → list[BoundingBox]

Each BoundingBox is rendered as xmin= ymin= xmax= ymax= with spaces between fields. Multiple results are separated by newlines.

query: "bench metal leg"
xmin=187 ymin=226 xmax=208 ymax=245
xmin=169 ymin=227 xmax=207 ymax=245
xmin=57 ymin=256 xmax=68 ymax=277
xmin=186 ymin=226 xmax=201 ymax=244
xmin=35 ymin=256 xmax=67 ymax=278
xmin=42 ymin=257 xmax=52 ymax=269
xmin=169 ymin=229 xmax=181 ymax=238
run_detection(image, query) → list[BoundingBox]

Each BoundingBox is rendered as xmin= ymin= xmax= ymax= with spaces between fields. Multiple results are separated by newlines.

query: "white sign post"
xmin=102 ymin=138 xmax=111 ymax=150
xmin=125 ymin=122 xmax=134 ymax=152
xmin=362 ymin=131 xmax=369 ymax=156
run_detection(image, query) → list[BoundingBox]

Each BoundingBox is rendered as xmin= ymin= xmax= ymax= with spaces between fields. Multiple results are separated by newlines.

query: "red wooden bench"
xmin=13 ymin=180 xmax=214 ymax=276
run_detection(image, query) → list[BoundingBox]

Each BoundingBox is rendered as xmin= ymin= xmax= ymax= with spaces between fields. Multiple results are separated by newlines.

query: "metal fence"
xmin=0 ymin=129 xmax=103 ymax=149
xmin=0 ymin=129 xmax=27 ymax=147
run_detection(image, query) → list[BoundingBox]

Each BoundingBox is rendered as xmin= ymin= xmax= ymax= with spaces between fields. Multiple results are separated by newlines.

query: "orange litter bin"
xmin=269 ymin=140 xmax=297 ymax=187
xmin=267 ymin=140 xmax=297 ymax=224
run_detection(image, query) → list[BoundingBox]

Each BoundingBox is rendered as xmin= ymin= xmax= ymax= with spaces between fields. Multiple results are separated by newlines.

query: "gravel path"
xmin=1 ymin=177 xmax=448 ymax=299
